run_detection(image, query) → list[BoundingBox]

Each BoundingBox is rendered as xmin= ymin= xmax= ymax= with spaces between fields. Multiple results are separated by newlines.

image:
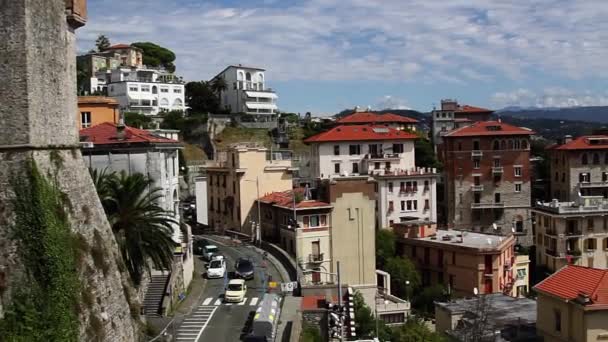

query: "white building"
xmin=96 ymin=67 xmax=185 ymax=116
xmin=80 ymin=122 xmax=194 ymax=288
xmin=211 ymin=65 xmax=278 ymax=120
xmin=304 ymin=124 xmax=439 ymax=229
xmin=194 ymin=176 xmax=208 ymax=226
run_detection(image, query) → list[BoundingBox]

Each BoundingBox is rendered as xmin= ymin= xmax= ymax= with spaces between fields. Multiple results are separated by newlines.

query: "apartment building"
xmin=396 ymin=225 xmax=528 ymax=297
xmin=533 ymin=195 xmax=608 ymax=272
xmin=548 ymin=135 xmax=608 ymax=201
xmin=77 ymin=44 xmax=143 ymax=94
xmin=535 ymin=265 xmax=608 ymax=342
xmin=431 ymin=99 xmax=493 ymax=150
xmin=441 ymin=121 xmax=535 ymax=245
xmin=335 ymin=112 xmax=418 ymax=131
xmin=204 ymin=145 xmax=295 ymax=239
xmin=77 ymin=96 xmax=119 ymax=129
xmin=212 ymin=65 xmax=278 ymax=120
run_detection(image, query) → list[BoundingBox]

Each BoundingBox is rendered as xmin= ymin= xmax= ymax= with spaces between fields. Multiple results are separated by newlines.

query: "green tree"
xmin=76 ymin=57 xmax=88 ymax=95
xmin=131 ymin=42 xmax=176 ymax=72
xmin=412 ymin=284 xmax=450 ymax=318
xmin=124 ymin=112 xmax=153 ymax=129
xmin=185 ymin=81 xmax=221 ymax=114
xmin=299 ymin=323 xmax=322 ymax=342
xmin=210 ymin=77 xmax=227 ymax=97
xmin=95 ymin=34 xmax=110 ymax=51
xmin=91 ymin=170 xmax=177 ymax=285
xmin=415 ymin=135 xmax=442 ymax=170
xmin=384 ymin=256 xmax=420 ymax=299
xmin=352 ymin=292 xmax=393 ymax=341
xmin=392 ymin=316 xmax=446 ymax=342
xmin=376 ymin=229 xmax=396 ymax=269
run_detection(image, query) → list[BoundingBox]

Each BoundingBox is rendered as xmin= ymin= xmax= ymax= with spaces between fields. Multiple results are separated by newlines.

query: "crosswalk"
xmin=176 ymin=306 xmax=217 ymax=342
xmin=201 ymin=296 xmax=260 ymax=306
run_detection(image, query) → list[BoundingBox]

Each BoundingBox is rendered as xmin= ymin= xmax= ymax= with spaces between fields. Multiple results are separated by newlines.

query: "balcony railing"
xmin=492 ymin=167 xmax=504 ymax=174
xmin=545 ymin=249 xmax=560 ymax=257
xmin=579 ymin=181 xmax=608 ymax=188
xmin=471 ymin=150 xmax=483 ymax=158
xmin=365 ymin=153 xmax=401 ymax=160
xmin=471 ymin=185 xmax=484 ymax=192
xmin=471 ymin=202 xmax=505 ymax=209
xmin=308 ymin=253 xmax=324 ymax=263
xmin=566 ymin=230 xmax=583 ymax=236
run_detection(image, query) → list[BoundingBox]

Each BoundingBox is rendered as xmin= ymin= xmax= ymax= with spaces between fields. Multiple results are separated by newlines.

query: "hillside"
xmin=498 ymin=106 xmax=608 ymax=123
xmin=497 ymin=115 xmax=600 ymax=141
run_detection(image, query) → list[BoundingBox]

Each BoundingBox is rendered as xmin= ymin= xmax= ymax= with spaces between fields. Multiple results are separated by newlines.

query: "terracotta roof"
xmin=80 ymin=122 xmax=180 ymax=146
xmin=337 ymin=112 xmax=418 ymax=124
xmin=258 ymin=189 xmax=330 ymax=209
xmin=304 ymin=125 xmax=418 ymax=143
xmin=443 ymin=120 xmax=534 ymax=138
xmin=548 ymin=135 xmax=608 ymax=151
xmin=534 ymin=265 xmax=608 ymax=307
xmin=106 ymin=44 xmax=132 ymax=50
xmin=78 ymin=96 xmax=119 ymax=106
xmin=457 ymin=105 xmax=493 ymax=113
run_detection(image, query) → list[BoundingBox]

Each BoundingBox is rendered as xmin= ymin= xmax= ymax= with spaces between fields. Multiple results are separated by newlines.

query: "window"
xmin=141 ymin=85 xmax=150 ymax=92
xmin=514 ymin=167 xmax=522 ymax=177
xmin=593 ymin=153 xmax=600 ymax=165
xmin=334 ymin=163 xmax=340 ymax=174
xmin=385 ymin=162 xmax=391 ymax=170
xmin=522 ymin=140 xmax=528 ymax=149
xmin=173 ymin=87 xmax=182 ymax=93
xmin=459 ymin=193 xmax=463 ymax=203
xmin=160 ymin=87 xmax=169 ymax=93
xmin=413 ymin=200 xmax=418 ymax=210
xmin=406 ymin=200 xmax=412 ymax=211
xmin=424 ymin=199 xmax=430 ymax=210
xmin=473 ymin=159 xmax=480 ymax=169
xmin=582 ymin=154 xmax=588 ymax=165
xmin=388 ymin=201 xmax=394 ymax=212
xmin=129 ymin=85 xmax=138 ymax=92
xmin=309 ymin=215 xmax=320 ymax=227
xmin=349 ymin=145 xmax=361 ymax=155
xmin=401 ymin=201 xmax=405 ymax=211
xmin=579 ymin=173 xmax=590 ymax=183
xmin=493 ymin=140 xmax=500 ymax=150
xmin=352 ymin=163 xmax=359 ymax=174
xmin=333 ymin=145 xmax=340 ymax=155
xmin=473 ymin=140 xmax=480 ymax=150
xmin=495 ymin=193 xmax=501 ymax=203
xmin=554 ymin=310 xmax=561 ymax=332
xmin=515 ymin=183 xmax=522 ymax=192
xmin=80 ymin=112 xmax=91 ymax=128
xmin=561 ymin=173 xmax=566 ymax=183
xmin=424 ymin=180 xmax=430 ymax=191
xmin=587 ymin=238 xmax=596 ymax=251
xmin=493 ymin=158 xmax=501 ymax=167
xmin=393 ymin=143 xmax=404 ymax=153
xmin=374 ymin=162 xmax=380 ymax=170
xmin=458 ymin=142 xmax=462 ymax=151
xmin=388 ymin=182 xmax=393 ymax=193
xmin=603 ymin=172 xmax=608 ymax=182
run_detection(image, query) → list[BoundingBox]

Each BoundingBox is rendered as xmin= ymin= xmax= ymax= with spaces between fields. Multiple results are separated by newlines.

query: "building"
xmin=194 ymin=176 xmax=208 ymax=227
xmin=77 ymin=44 xmax=144 ymax=94
xmin=534 ymin=265 xmax=608 ymax=342
xmin=396 ymin=225 xmax=529 ymax=297
xmin=77 ymin=96 xmax=119 ymax=129
xmin=204 ymin=144 xmax=295 ymax=239
xmin=441 ymin=120 xmax=535 ymax=245
xmin=335 ymin=112 xmax=418 ymax=131
xmin=547 ymin=135 xmax=608 ymax=201
xmin=533 ymin=195 xmax=608 ymax=272
xmin=79 ymin=122 xmax=193 ymax=288
xmin=435 ymin=293 xmax=537 ymax=341
xmin=103 ymin=44 xmax=144 ymax=69
xmin=212 ymin=65 xmax=278 ymax=120
xmin=431 ymin=99 xmax=493 ymax=150
xmin=102 ymin=67 xmax=185 ymax=115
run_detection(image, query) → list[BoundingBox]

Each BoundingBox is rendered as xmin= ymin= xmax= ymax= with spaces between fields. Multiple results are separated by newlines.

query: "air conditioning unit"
xmin=80 ymin=141 xmax=94 ymax=148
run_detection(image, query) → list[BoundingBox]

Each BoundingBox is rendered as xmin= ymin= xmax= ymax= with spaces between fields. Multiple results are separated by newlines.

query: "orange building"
xmin=77 ymin=96 xmax=119 ymax=129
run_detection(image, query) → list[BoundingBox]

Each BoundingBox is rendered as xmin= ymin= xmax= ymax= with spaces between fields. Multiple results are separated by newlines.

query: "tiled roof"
xmin=78 ymin=96 xmax=119 ymax=105
xmin=534 ymin=265 xmax=608 ymax=307
xmin=258 ymin=188 xmax=330 ymax=209
xmin=443 ymin=120 xmax=534 ymax=137
xmin=304 ymin=125 xmax=418 ymax=143
xmin=106 ymin=44 xmax=132 ymax=49
xmin=337 ymin=112 xmax=418 ymax=124
xmin=80 ymin=122 xmax=180 ymax=146
xmin=301 ymin=295 xmax=337 ymax=310
xmin=548 ymin=135 xmax=608 ymax=150
xmin=457 ymin=105 xmax=493 ymax=113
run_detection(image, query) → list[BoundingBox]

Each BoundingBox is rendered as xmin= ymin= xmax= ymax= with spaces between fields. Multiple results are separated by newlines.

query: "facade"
xmin=204 ymin=145 xmax=295 ymax=239
xmin=195 ymin=176 xmax=208 ymax=226
xmin=442 ymin=121 xmax=535 ymax=245
xmin=103 ymin=44 xmax=143 ymax=69
xmin=77 ymin=96 xmax=119 ymax=129
xmin=431 ymin=99 xmax=493 ymax=150
xmin=533 ymin=195 xmax=608 ymax=272
xmin=77 ymin=44 xmax=144 ymax=94
xmin=535 ymin=265 xmax=608 ymax=342
xmin=212 ymin=65 xmax=278 ymax=120
xmin=396 ymin=225 xmax=527 ymax=297
xmin=548 ymin=135 xmax=608 ymax=201
xmin=103 ymin=68 xmax=185 ymax=115
xmin=336 ymin=112 xmax=418 ymax=131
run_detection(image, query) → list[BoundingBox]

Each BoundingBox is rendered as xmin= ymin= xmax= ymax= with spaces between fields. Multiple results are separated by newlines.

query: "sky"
xmin=79 ymin=0 xmax=608 ymax=115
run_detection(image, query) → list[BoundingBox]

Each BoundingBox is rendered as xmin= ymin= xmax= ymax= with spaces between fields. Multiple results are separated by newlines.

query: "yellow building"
xmin=535 ymin=265 xmax=608 ymax=342
xmin=204 ymin=144 xmax=296 ymax=239
xmin=77 ymin=96 xmax=119 ymax=129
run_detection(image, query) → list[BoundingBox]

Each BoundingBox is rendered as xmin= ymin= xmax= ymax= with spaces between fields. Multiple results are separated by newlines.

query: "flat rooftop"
xmin=534 ymin=198 xmax=608 ymax=215
xmin=413 ymin=229 xmax=512 ymax=250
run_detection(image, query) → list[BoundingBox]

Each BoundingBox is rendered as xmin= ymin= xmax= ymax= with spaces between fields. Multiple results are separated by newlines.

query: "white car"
xmin=206 ymin=257 xmax=226 ymax=279
xmin=224 ymin=279 xmax=247 ymax=303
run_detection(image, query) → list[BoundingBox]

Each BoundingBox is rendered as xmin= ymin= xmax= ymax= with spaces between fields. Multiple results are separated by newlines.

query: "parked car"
xmin=235 ymin=257 xmax=255 ymax=280
xmin=224 ymin=279 xmax=247 ymax=303
xmin=193 ymin=238 xmax=208 ymax=255
xmin=206 ymin=256 xmax=226 ymax=279
xmin=202 ymin=245 xmax=219 ymax=261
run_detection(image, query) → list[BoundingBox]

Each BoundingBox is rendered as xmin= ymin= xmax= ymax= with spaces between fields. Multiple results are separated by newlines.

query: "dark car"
xmin=235 ymin=257 xmax=255 ymax=280
xmin=193 ymin=238 xmax=208 ymax=255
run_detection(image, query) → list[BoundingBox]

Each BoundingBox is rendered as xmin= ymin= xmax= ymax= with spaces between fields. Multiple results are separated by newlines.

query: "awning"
xmin=245 ymin=91 xmax=278 ymax=99
xmin=245 ymin=102 xmax=278 ymax=110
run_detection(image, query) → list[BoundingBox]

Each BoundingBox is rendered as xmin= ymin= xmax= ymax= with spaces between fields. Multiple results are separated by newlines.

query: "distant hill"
xmin=497 ymin=106 xmax=608 ymax=123
xmin=497 ymin=115 xmax=602 ymax=142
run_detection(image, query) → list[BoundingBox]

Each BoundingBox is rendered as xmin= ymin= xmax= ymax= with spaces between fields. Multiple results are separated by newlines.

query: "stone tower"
xmin=0 ymin=0 xmax=139 ymax=340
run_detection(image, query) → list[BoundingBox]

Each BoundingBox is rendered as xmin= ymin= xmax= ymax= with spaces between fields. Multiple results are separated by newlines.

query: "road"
xmin=175 ymin=235 xmax=284 ymax=342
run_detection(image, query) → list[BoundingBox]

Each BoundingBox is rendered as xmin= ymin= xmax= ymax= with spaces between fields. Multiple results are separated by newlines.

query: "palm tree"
xmin=91 ymin=169 xmax=177 ymax=285
xmin=210 ymin=77 xmax=227 ymax=96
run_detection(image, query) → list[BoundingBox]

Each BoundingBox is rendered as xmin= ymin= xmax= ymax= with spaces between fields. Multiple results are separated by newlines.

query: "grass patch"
xmin=214 ymin=127 xmax=272 ymax=150
xmin=182 ymin=143 xmax=207 ymax=162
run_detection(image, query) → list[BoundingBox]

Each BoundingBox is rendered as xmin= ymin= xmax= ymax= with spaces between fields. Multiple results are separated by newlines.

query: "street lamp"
xmin=405 ymin=280 xmax=410 ymax=301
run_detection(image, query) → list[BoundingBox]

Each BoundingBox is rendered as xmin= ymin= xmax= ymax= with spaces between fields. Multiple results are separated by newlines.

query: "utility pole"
xmin=256 ymin=175 xmax=261 ymax=247
xmin=293 ymin=187 xmax=299 ymax=284
xmin=337 ymin=261 xmax=344 ymax=341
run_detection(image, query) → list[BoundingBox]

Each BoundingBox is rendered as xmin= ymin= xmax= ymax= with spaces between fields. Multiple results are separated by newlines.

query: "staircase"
xmin=143 ymin=273 xmax=170 ymax=317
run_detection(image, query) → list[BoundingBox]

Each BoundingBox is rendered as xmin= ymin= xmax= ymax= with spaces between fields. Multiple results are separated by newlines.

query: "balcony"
xmin=308 ymin=253 xmax=324 ymax=263
xmin=471 ymin=185 xmax=484 ymax=192
xmin=579 ymin=181 xmax=608 ymax=188
xmin=566 ymin=230 xmax=583 ymax=237
xmin=492 ymin=167 xmax=504 ymax=174
xmin=471 ymin=202 xmax=505 ymax=209
xmin=365 ymin=153 xmax=401 ymax=161
xmin=545 ymin=249 xmax=561 ymax=257
xmin=471 ymin=150 xmax=483 ymax=158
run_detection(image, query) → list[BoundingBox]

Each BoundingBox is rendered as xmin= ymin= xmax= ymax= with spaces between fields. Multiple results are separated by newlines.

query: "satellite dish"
xmin=492 ymin=223 xmax=498 ymax=230
xmin=511 ymin=227 xmax=516 ymax=233
xmin=473 ymin=287 xmax=479 ymax=295
xmin=487 ymin=238 xmax=492 ymax=245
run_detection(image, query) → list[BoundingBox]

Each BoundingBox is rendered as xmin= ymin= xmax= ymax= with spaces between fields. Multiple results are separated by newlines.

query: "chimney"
xmin=563 ymin=135 xmax=573 ymax=144
xmin=155 ymin=121 xmax=160 ymax=130
xmin=117 ymin=118 xmax=126 ymax=140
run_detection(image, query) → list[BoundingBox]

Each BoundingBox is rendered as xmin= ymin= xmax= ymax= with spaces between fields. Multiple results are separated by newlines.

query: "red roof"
xmin=304 ymin=125 xmax=417 ymax=143
xmin=443 ymin=120 xmax=534 ymax=138
xmin=548 ymin=135 xmax=608 ymax=151
xmin=258 ymin=188 xmax=330 ymax=209
xmin=337 ymin=112 xmax=418 ymax=124
xmin=106 ymin=44 xmax=132 ymax=50
xmin=535 ymin=265 xmax=608 ymax=307
xmin=457 ymin=105 xmax=493 ymax=113
xmin=80 ymin=122 xmax=180 ymax=146
xmin=301 ymin=295 xmax=338 ymax=310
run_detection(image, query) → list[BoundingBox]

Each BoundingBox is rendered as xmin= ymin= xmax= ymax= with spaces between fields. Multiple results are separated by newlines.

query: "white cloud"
xmin=79 ymin=0 xmax=608 ymax=84
xmin=491 ymin=88 xmax=608 ymax=108
xmin=375 ymin=96 xmax=411 ymax=110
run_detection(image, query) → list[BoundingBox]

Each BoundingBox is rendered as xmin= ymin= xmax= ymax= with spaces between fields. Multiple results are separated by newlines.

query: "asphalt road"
xmin=175 ymin=235 xmax=284 ymax=342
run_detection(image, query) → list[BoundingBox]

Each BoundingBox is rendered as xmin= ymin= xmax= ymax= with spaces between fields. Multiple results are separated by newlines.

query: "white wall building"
xmin=212 ymin=65 xmax=278 ymax=120
xmin=194 ymin=176 xmax=208 ymax=226
xmin=97 ymin=67 xmax=185 ymax=116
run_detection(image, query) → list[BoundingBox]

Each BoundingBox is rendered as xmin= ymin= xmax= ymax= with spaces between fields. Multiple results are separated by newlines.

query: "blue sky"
xmin=80 ymin=0 xmax=608 ymax=115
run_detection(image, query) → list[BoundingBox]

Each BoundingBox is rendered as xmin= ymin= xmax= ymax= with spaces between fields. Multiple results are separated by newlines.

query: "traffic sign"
xmin=280 ymin=281 xmax=298 ymax=292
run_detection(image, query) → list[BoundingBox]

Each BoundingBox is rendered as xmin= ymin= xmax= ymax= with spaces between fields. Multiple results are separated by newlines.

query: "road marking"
xmin=214 ymin=298 xmax=222 ymax=306
xmin=238 ymin=297 xmax=247 ymax=305
xmin=202 ymin=297 xmax=213 ymax=305
xmin=249 ymin=297 xmax=259 ymax=306
xmin=175 ymin=306 xmax=217 ymax=342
